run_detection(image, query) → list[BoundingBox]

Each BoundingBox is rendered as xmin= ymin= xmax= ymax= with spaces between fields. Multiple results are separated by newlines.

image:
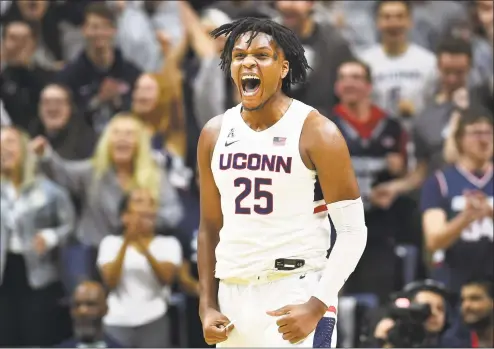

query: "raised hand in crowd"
xmin=97 ymin=77 xmax=123 ymax=106
xmin=462 ymin=189 xmax=493 ymax=222
xmin=33 ymin=233 xmax=48 ymax=255
xmin=30 ymin=135 xmax=49 ymax=156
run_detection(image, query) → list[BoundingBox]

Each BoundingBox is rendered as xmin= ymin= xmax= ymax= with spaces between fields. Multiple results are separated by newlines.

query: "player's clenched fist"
xmin=267 ymin=297 xmax=327 ymax=344
xmin=201 ymin=308 xmax=234 ymax=345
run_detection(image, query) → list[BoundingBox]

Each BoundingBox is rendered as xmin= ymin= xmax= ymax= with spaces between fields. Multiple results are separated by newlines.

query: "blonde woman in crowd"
xmin=0 ymin=126 xmax=75 ymax=347
xmin=30 ymin=114 xmax=183 ymax=279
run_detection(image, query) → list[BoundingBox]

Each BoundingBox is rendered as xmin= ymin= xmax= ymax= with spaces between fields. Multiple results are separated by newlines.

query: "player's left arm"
xmin=268 ymin=111 xmax=367 ymax=344
xmin=302 ymin=111 xmax=367 ymax=312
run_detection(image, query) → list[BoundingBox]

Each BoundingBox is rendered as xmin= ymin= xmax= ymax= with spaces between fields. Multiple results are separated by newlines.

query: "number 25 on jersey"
xmin=235 ymin=177 xmax=273 ymax=215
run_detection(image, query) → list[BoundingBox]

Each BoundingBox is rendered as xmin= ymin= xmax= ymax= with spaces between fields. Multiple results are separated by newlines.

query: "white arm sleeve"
xmin=313 ymin=197 xmax=367 ymax=307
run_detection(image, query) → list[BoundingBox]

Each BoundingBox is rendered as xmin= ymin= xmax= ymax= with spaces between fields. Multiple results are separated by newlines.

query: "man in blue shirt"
xmin=421 ymin=110 xmax=493 ymax=299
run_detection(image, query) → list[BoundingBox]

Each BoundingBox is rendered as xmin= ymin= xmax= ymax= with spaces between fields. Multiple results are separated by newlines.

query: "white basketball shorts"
xmin=217 ymin=272 xmax=337 ymax=347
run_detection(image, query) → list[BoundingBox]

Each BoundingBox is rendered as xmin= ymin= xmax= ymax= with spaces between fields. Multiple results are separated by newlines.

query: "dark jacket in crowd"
xmin=1 ymin=3 xmax=64 ymax=63
xmin=29 ymin=116 xmax=97 ymax=161
xmin=56 ymin=49 xmax=141 ymax=132
xmin=440 ymin=317 xmax=478 ymax=348
xmin=0 ymin=64 xmax=54 ymax=131
xmin=288 ymin=21 xmax=353 ymax=116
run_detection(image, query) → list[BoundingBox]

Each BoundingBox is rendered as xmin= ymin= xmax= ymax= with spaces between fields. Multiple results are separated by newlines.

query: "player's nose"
xmin=242 ymin=55 xmax=257 ymax=69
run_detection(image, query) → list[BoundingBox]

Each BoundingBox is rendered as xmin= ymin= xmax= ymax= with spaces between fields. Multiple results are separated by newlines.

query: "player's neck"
xmin=86 ymin=46 xmax=114 ymax=69
xmin=342 ymin=100 xmax=372 ymax=121
xmin=241 ymin=93 xmax=292 ymax=131
xmin=457 ymin=156 xmax=492 ymax=174
xmin=381 ymin=41 xmax=409 ymax=57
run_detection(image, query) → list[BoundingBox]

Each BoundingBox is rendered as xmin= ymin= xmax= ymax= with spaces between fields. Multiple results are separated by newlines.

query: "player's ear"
xmin=281 ymin=60 xmax=289 ymax=79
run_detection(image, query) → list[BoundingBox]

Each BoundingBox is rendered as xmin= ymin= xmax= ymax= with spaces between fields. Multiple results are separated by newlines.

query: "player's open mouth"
xmin=241 ymin=75 xmax=261 ymax=96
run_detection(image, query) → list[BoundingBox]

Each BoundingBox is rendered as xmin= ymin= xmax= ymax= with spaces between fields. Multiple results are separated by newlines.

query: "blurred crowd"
xmin=0 ymin=0 xmax=493 ymax=348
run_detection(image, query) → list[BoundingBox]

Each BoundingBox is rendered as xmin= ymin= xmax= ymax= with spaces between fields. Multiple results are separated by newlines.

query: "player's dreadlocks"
xmin=210 ymin=17 xmax=311 ymax=94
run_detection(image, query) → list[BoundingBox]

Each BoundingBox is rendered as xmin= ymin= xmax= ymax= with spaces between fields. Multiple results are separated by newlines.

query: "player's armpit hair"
xmin=313 ymin=197 xmax=367 ymax=308
xmin=210 ymin=17 xmax=311 ymax=94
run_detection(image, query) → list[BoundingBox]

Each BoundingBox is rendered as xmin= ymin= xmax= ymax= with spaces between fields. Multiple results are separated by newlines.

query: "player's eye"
xmin=233 ymin=53 xmax=246 ymax=59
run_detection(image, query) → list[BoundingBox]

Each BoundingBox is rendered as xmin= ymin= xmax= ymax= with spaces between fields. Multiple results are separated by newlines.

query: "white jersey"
xmin=211 ymin=99 xmax=331 ymax=280
xmin=359 ymin=43 xmax=437 ymax=117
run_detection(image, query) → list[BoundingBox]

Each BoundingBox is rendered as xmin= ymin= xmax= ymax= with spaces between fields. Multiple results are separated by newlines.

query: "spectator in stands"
xmin=110 ymin=0 xmax=184 ymax=72
xmin=132 ymin=32 xmax=187 ymax=160
xmin=31 ymin=114 xmax=183 ymax=278
xmin=30 ymin=83 xmax=96 ymax=160
xmin=57 ymin=281 xmax=122 ymax=348
xmin=98 ymin=188 xmax=181 ymax=347
xmin=1 ymin=0 xmax=64 ymax=71
xmin=0 ymin=21 xmax=54 ymax=131
xmin=360 ymin=0 xmax=437 ymax=119
xmin=476 ymin=0 xmax=493 ymax=45
xmin=176 ymin=169 xmax=210 ymax=347
xmin=373 ymin=279 xmax=449 ymax=347
xmin=421 ymin=110 xmax=493 ymax=296
xmin=0 ymin=126 xmax=75 ymax=347
xmin=372 ymin=37 xmax=487 ymax=207
xmin=314 ymin=1 xmax=378 ymax=56
xmin=181 ymin=2 xmax=231 ymax=128
xmin=410 ymin=1 xmax=468 ymax=52
xmin=331 ymin=59 xmax=407 ymax=302
xmin=57 ymin=3 xmax=141 ymax=134
xmin=444 ymin=10 xmax=494 ymax=111
xmin=473 ymin=0 xmax=493 ymax=96
xmin=442 ymin=279 xmax=494 ymax=348
xmin=209 ymin=0 xmax=275 ymax=20
xmin=275 ymin=0 xmax=353 ymax=115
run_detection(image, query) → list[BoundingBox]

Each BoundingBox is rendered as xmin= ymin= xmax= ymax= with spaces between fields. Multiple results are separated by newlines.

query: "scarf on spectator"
xmin=333 ymin=104 xmax=387 ymax=139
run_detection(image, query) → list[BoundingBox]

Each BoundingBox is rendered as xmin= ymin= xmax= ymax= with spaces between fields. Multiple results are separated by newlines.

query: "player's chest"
xmin=215 ymin=127 xmax=298 ymax=171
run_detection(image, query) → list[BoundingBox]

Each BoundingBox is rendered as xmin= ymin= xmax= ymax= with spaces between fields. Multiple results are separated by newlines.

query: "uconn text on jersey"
xmin=219 ymin=153 xmax=292 ymax=174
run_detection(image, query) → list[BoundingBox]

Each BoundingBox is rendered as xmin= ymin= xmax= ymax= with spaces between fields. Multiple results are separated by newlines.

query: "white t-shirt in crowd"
xmin=97 ymin=235 xmax=182 ymax=327
xmin=360 ymin=43 xmax=437 ymax=117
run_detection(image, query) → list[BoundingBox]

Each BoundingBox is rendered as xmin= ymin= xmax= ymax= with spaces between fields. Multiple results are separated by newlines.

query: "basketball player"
xmin=197 ymin=18 xmax=367 ymax=347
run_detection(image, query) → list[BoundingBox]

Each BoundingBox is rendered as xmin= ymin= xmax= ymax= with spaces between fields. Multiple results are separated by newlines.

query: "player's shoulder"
xmin=198 ymin=114 xmax=225 ymax=159
xmin=202 ymin=113 xmax=224 ymax=134
xmin=301 ymin=109 xmax=341 ymax=146
xmin=304 ymin=109 xmax=339 ymax=134
xmin=199 ymin=114 xmax=224 ymax=142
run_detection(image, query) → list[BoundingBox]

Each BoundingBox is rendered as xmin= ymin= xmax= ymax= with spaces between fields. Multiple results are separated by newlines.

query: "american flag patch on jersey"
xmin=273 ymin=137 xmax=286 ymax=146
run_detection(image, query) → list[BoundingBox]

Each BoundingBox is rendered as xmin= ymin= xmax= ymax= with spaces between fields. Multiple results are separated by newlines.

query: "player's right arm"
xmin=196 ymin=115 xmax=234 ymax=344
